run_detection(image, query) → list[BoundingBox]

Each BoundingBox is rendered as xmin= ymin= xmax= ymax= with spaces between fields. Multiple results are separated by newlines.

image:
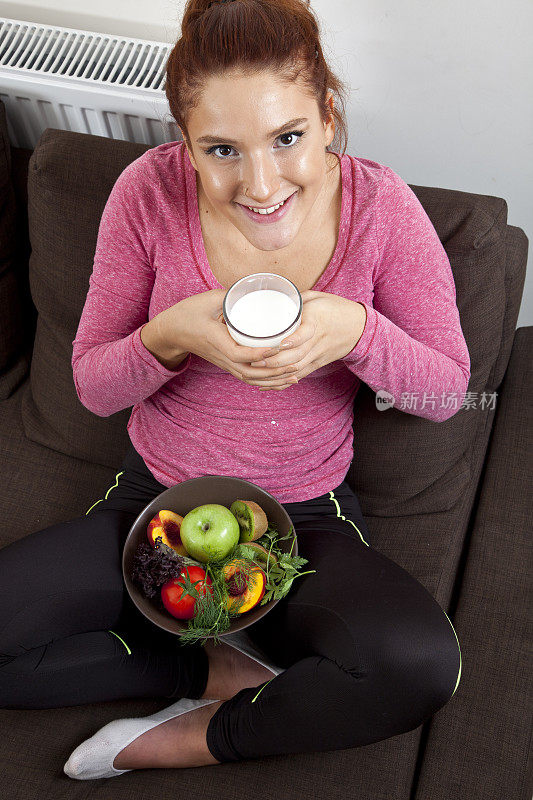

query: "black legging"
xmin=0 ymin=444 xmax=461 ymax=762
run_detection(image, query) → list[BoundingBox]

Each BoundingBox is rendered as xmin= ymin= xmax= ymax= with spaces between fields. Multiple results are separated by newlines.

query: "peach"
xmin=222 ymin=557 xmax=266 ymax=615
xmin=147 ymin=510 xmax=187 ymax=556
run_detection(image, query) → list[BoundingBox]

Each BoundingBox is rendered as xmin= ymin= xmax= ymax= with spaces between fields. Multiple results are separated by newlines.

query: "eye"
xmin=205 ymin=130 xmax=305 ymax=159
xmin=207 ymin=145 xmax=235 ymax=159
xmin=277 ymin=131 xmax=305 ymax=147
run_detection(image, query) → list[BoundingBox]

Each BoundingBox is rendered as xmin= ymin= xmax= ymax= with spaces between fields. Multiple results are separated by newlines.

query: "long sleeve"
xmin=71 ymin=159 xmax=191 ymax=417
xmin=342 ymin=167 xmax=470 ymax=422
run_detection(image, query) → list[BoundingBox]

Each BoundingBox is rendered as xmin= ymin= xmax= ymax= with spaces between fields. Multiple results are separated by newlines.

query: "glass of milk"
xmin=222 ymin=273 xmax=302 ymax=348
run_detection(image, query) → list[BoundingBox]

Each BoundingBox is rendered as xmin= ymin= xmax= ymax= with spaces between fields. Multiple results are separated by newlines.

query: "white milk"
xmin=228 ymin=289 xmax=298 ymax=336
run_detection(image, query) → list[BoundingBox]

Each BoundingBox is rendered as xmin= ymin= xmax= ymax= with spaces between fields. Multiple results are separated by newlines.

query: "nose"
xmin=240 ymin=151 xmax=281 ymax=204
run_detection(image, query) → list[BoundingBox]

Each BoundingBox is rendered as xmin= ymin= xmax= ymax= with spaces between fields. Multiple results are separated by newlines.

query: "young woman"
xmin=0 ymin=0 xmax=470 ymax=779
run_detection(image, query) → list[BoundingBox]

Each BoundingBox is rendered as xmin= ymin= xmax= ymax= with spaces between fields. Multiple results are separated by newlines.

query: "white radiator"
xmin=0 ymin=16 xmax=180 ymax=149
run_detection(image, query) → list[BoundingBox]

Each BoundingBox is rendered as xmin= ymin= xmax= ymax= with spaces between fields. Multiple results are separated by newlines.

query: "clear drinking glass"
xmin=222 ymin=273 xmax=302 ymax=348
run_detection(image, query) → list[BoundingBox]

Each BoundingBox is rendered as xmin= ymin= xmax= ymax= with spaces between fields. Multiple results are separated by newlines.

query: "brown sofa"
xmin=1 ymin=98 xmax=531 ymax=799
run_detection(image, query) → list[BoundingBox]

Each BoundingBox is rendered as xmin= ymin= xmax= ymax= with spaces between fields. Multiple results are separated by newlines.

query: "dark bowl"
xmin=122 ymin=475 xmax=297 ymax=637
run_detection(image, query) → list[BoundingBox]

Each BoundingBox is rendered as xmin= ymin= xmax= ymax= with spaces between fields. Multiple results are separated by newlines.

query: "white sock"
xmin=64 ymin=696 xmax=219 ymax=780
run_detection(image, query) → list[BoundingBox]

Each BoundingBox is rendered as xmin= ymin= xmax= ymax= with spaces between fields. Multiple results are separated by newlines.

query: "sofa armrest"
xmin=414 ymin=326 xmax=533 ymax=800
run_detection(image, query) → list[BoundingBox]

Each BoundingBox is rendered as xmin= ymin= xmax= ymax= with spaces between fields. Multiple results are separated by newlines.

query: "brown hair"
xmin=164 ymin=0 xmax=349 ymax=161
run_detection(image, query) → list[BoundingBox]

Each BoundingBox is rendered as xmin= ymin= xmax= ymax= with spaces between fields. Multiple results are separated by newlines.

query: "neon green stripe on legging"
xmin=329 ymin=491 xmax=370 ymax=547
xmin=108 ymin=630 xmax=132 ymax=655
xmin=442 ymin=609 xmax=462 ymax=698
xmin=251 ymin=677 xmax=275 ymax=703
xmin=85 ymin=471 xmax=125 ymax=515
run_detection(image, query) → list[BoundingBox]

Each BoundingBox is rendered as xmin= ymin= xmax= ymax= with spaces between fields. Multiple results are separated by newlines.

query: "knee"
xmin=335 ymin=602 xmax=462 ymax=706
xmin=384 ymin=610 xmax=462 ymax=714
xmin=312 ymin=607 xmax=461 ymax=743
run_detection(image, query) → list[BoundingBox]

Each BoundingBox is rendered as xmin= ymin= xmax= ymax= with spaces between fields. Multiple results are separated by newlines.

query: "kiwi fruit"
xmin=230 ymin=500 xmax=268 ymax=542
xmin=243 ymin=541 xmax=278 ymax=569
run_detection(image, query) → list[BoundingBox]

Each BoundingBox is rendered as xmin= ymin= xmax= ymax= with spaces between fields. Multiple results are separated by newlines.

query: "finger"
xmin=262 ymin=379 xmax=299 ymax=390
xmin=256 ymin=342 xmax=296 ymax=359
xmin=300 ymin=290 xmax=322 ymax=302
xmin=255 ymin=377 xmax=299 ymax=389
xmin=254 ymin=328 xmax=314 ymax=360
xmin=231 ymin=343 xmax=287 ymax=364
xmin=249 ymin=348 xmax=301 ymax=366
xmin=258 ymin=377 xmax=299 ymax=386
xmin=216 ymin=324 xmax=278 ymax=364
xmin=247 ymin=331 xmax=308 ymax=362
xmin=246 ymin=364 xmax=299 ymax=378
xmin=258 ymin=382 xmax=297 ymax=390
xmin=249 ymin=375 xmax=298 ymax=388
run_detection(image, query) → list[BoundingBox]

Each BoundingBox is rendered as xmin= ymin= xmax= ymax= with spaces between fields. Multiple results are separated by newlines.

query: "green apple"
xmin=179 ymin=504 xmax=240 ymax=563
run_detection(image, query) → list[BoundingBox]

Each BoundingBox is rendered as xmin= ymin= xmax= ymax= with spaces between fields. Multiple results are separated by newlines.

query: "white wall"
xmin=2 ymin=0 xmax=531 ymax=327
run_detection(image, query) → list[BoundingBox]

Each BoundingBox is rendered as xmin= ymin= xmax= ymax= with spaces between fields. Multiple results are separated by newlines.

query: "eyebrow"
xmin=196 ymin=117 xmax=309 ymax=146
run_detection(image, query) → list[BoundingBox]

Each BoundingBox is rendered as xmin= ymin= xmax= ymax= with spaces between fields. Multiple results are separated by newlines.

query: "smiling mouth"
xmin=236 ymin=190 xmax=297 ymax=220
xmin=245 ymin=198 xmax=288 ymax=214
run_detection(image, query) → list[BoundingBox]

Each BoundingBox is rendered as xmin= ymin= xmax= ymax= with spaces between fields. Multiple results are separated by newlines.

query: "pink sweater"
xmin=72 ymin=142 xmax=470 ymax=502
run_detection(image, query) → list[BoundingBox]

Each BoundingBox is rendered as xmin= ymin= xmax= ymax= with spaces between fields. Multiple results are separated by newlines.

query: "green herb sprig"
xmin=250 ymin=526 xmax=317 ymax=605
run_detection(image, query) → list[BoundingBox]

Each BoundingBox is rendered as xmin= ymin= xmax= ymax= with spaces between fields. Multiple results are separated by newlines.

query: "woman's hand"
xmin=248 ymin=291 xmax=367 ymax=390
xmin=159 ymin=289 xmax=306 ymax=388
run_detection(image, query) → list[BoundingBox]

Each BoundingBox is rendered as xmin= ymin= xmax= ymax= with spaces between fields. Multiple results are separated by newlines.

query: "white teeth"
xmin=247 ymin=197 xmax=287 ymax=215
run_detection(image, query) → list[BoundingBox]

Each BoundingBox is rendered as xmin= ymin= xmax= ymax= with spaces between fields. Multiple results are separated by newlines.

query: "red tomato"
xmin=161 ymin=565 xmax=213 ymax=620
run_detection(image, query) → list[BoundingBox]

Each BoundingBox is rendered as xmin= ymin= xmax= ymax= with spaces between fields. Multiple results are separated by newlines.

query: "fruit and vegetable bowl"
xmin=122 ymin=476 xmax=315 ymax=646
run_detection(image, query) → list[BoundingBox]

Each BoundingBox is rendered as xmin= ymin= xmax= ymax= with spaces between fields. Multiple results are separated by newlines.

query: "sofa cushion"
xmin=22 ymin=130 xmax=152 ymax=468
xmin=0 ymin=100 xmax=28 ymax=400
xmin=23 ymin=129 xmax=517 ymax=505
xmin=350 ymin=185 xmax=511 ymax=516
xmin=0 ymin=383 xmax=130 ymax=548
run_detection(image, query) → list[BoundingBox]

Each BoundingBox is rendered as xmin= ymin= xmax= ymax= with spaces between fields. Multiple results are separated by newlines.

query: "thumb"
xmin=206 ymin=288 xmax=228 ymax=321
xmin=300 ymin=290 xmax=322 ymax=303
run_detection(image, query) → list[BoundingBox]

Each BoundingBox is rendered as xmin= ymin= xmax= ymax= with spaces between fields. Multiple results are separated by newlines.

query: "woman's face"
xmin=181 ymin=68 xmax=336 ymax=253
